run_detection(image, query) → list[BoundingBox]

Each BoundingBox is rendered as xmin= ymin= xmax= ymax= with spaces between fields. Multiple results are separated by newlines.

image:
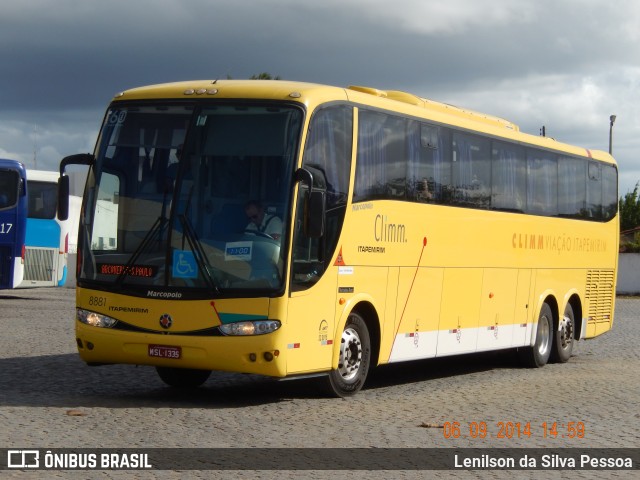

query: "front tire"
xmin=519 ymin=303 xmax=553 ymax=368
xmin=326 ymin=312 xmax=371 ymax=398
xmin=156 ymin=367 xmax=211 ymax=388
xmin=551 ymin=303 xmax=575 ymax=363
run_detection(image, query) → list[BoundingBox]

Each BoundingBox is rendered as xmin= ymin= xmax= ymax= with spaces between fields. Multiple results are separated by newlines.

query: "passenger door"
xmin=286 ymin=104 xmax=353 ymax=375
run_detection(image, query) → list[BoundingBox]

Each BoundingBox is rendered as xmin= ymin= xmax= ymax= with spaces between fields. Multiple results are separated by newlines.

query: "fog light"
xmin=264 ymin=352 xmax=274 ymax=362
xmin=249 ymin=353 xmax=257 ymax=362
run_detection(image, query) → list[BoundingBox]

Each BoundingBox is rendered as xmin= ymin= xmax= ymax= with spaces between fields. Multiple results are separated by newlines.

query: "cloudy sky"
xmin=1 ymin=0 xmax=639 ymax=196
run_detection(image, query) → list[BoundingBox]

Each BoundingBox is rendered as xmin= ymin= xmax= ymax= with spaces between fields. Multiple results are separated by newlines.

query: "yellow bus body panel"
xmin=76 ymin=80 xmax=618 ymax=378
xmin=75 ymin=288 xmax=289 ymax=376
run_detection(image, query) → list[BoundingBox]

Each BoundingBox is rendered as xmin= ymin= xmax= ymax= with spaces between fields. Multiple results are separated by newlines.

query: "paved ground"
xmin=0 ymin=288 xmax=638 ymax=479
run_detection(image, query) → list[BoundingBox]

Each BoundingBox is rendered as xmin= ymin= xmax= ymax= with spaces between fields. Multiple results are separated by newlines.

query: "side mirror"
xmin=58 ymin=175 xmax=70 ymax=221
xmin=58 ymin=152 xmax=93 ymax=221
xmin=60 ymin=153 xmax=94 ymax=174
xmin=295 ymin=167 xmax=326 ymax=238
xmin=305 ymin=190 xmax=325 ymax=238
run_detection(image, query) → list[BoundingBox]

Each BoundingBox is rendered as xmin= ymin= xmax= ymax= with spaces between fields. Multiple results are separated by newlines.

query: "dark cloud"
xmin=1 ymin=0 xmax=639 ymax=192
xmin=0 ymin=1 xmax=630 ymax=106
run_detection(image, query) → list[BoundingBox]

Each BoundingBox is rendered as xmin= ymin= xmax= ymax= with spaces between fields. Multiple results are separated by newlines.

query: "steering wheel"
xmin=243 ymin=229 xmax=273 ymax=239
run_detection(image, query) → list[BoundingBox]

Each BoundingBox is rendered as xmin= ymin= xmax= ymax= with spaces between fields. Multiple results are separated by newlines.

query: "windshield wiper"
xmin=115 ymin=215 xmax=168 ymax=287
xmin=178 ymin=214 xmax=221 ymax=293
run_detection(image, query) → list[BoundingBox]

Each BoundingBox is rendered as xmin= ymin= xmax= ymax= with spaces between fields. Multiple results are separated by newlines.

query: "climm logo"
xmin=374 ymin=215 xmax=407 ymax=243
xmin=512 ymin=233 xmax=544 ymax=250
xmin=512 ymin=232 xmax=608 ymax=253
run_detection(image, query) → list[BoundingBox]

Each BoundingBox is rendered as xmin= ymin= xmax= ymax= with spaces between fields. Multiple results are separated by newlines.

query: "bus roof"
xmin=0 ymin=158 xmax=27 ymax=173
xmin=112 ymin=80 xmax=615 ymax=166
xmin=347 ymin=85 xmax=520 ymax=132
xmin=27 ymin=169 xmax=60 ymax=182
xmin=113 ymin=79 xmax=340 ymax=103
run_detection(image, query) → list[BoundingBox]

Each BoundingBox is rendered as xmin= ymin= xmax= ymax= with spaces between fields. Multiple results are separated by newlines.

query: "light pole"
xmin=609 ymin=115 xmax=616 ymax=155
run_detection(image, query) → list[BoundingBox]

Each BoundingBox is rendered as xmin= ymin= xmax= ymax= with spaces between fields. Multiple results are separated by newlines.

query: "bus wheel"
xmin=519 ymin=303 xmax=553 ymax=368
xmin=156 ymin=367 xmax=211 ymax=388
xmin=326 ymin=312 xmax=371 ymax=398
xmin=551 ymin=304 xmax=575 ymax=363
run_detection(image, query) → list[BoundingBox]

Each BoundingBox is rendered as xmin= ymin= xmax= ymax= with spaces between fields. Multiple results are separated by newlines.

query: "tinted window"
xmin=558 ymin=157 xmax=587 ymax=218
xmin=492 ymin=142 xmax=526 ymax=211
xmin=602 ymin=164 xmax=618 ymax=221
xmin=452 ymin=132 xmax=491 ymax=208
xmin=354 ymin=111 xmax=407 ymax=201
xmin=0 ymin=170 xmax=19 ymax=209
xmin=407 ymin=122 xmax=442 ymax=203
xmin=28 ymin=181 xmax=58 ymax=219
xmin=527 ymin=150 xmax=558 ymax=216
xmin=587 ymin=162 xmax=603 ymax=219
xmin=353 ymin=108 xmax=617 ymax=223
xmin=292 ymin=104 xmax=353 ymax=291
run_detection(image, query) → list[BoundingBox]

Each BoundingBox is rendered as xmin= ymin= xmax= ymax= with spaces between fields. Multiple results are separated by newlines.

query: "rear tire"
xmin=326 ymin=312 xmax=371 ymax=398
xmin=519 ymin=303 xmax=553 ymax=368
xmin=551 ymin=303 xmax=575 ymax=363
xmin=156 ymin=367 xmax=211 ymax=388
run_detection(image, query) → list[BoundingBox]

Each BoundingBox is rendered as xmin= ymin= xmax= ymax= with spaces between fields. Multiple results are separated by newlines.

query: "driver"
xmin=244 ymin=200 xmax=282 ymax=240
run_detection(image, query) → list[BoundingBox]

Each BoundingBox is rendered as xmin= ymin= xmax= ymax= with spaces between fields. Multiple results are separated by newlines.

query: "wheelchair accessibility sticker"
xmin=172 ymin=250 xmax=198 ymax=278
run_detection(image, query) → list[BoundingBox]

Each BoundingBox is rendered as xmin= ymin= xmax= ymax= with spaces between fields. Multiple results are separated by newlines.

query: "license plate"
xmin=148 ymin=344 xmax=181 ymax=359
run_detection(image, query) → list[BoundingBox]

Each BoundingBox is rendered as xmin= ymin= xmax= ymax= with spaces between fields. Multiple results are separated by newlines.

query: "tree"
xmin=249 ymin=72 xmax=281 ymax=80
xmin=619 ymin=183 xmax=640 ymax=231
xmin=224 ymin=73 xmax=282 ymax=80
xmin=619 ymin=182 xmax=640 ymax=253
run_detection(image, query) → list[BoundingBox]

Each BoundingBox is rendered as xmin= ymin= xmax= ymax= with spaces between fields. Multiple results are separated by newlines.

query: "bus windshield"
xmin=0 ymin=169 xmax=20 ymax=209
xmin=80 ymin=102 xmax=303 ymax=294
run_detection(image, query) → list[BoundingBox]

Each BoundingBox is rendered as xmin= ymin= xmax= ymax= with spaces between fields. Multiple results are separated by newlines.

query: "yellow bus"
xmin=58 ymin=80 xmax=618 ymax=397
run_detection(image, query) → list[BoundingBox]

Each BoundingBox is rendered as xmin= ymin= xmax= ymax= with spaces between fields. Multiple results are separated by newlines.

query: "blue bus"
xmin=0 ymin=159 xmax=28 ymax=289
xmin=18 ymin=170 xmax=70 ymax=287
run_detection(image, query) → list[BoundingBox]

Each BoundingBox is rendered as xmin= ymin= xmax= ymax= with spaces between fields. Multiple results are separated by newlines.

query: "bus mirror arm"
xmin=295 ymin=167 xmax=313 ymax=190
xmin=59 ymin=153 xmax=94 ymax=176
xmin=57 ymin=153 xmax=93 ymax=221
xmin=295 ymin=168 xmax=325 ymax=238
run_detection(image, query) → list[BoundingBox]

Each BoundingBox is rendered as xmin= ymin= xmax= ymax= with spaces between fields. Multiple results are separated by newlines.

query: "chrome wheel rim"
xmin=337 ymin=327 xmax=362 ymax=382
xmin=558 ymin=314 xmax=574 ymax=350
xmin=537 ymin=315 xmax=551 ymax=357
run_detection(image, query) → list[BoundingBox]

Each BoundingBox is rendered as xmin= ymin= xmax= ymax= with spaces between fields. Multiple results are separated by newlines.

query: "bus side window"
xmin=492 ymin=142 xmax=526 ymax=212
xmin=452 ymin=132 xmax=491 ymax=208
xmin=587 ymin=161 xmax=603 ymax=219
xmin=292 ymin=104 xmax=352 ymax=290
xmin=527 ymin=150 xmax=558 ymax=216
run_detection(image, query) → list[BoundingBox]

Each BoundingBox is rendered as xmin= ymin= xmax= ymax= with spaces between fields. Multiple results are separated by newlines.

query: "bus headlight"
xmin=77 ymin=308 xmax=118 ymax=328
xmin=219 ymin=320 xmax=281 ymax=336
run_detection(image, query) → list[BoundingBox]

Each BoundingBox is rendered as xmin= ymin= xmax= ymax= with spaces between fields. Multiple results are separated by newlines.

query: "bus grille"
xmin=24 ymin=247 xmax=55 ymax=282
xmin=585 ymin=270 xmax=615 ymax=325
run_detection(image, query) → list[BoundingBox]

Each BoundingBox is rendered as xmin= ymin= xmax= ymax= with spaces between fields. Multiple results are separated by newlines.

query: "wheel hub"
xmin=559 ymin=315 xmax=574 ymax=349
xmin=337 ymin=327 xmax=362 ymax=381
xmin=537 ymin=315 xmax=551 ymax=357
